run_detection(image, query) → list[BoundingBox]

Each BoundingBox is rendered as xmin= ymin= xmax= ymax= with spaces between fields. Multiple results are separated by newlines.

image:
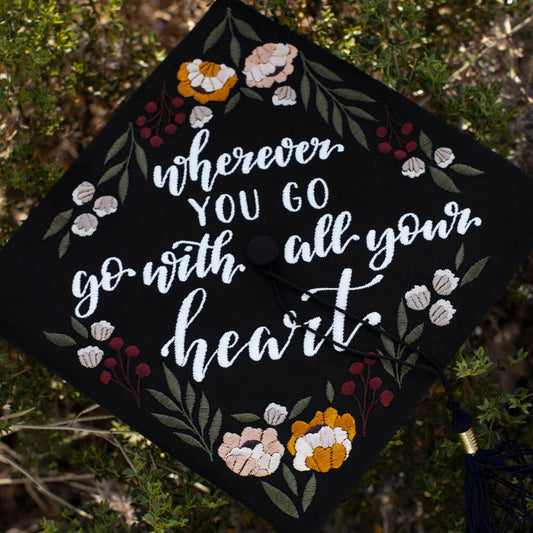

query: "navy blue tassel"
xmin=450 ymin=404 xmax=533 ymax=532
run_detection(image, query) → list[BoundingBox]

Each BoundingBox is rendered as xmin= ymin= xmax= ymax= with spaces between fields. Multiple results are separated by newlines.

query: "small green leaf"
xmin=153 ymin=413 xmax=192 ymax=431
xmin=345 ymin=106 xmax=376 ymax=121
xmin=400 ymin=352 xmax=419 ymax=381
xmin=135 ymin=143 xmax=148 ymax=178
xmin=301 ymin=74 xmax=310 ymax=110
xmin=315 ymin=87 xmax=329 ymax=124
xmin=104 ymin=130 xmax=129 ymax=164
xmin=419 ymin=130 xmax=433 ymax=159
xmin=455 ymin=242 xmax=465 ymax=270
xmin=118 ymin=170 xmax=128 ymax=204
xmin=198 ymin=392 xmax=210 ymax=433
xmin=380 ymin=333 xmax=396 ymax=358
xmin=70 ymin=316 xmax=88 ymax=338
xmin=225 ymin=91 xmax=241 ymax=114
xmin=430 ymin=166 xmax=460 ymax=193
xmin=232 ymin=17 xmax=261 ymax=41
xmin=461 ymin=257 xmax=489 ymax=287
xmin=241 ymin=87 xmax=263 ymax=101
xmin=302 ymin=474 xmax=317 ymax=512
xmin=283 ymin=464 xmax=298 ymax=496
xmin=347 ymin=118 xmax=368 ymax=150
xmin=450 ymin=163 xmax=484 ymax=176
xmin=307 ymin=59 xmax=342 ymax=82
xmin=289 ymin=396 xmax=312 ymax=420
xmin=209 ymin=408 xmax=223 ymax=446
xmin=43 ymin=332 xmax=76 ymax=347
xmin=203 ymin=18 xmax=226 ymax=53
xmin=230 ymin=35 xmax=241 ymax=66
xmin=98 ymin=161 xmax=125 ymax=186
xmin=43 ymin=209 xmax=73 ymax=240
xmin=231 ymin=413 xmax=260 ymax=423
xmin=397 ymin=300 xmax=408 ymax=339
xmin=261 ymin=482 xmax=299 ymax=518
xmin=148 ymin=389 xmax=180 ymax=412
xmin=380 ymin=358 xmax=396 ymax=380
xmin=325 ymin=380 xmax=334 ymax=403
xmin=58 ymin=232 xmax=70 ymax=259
xmin=174 ymin=432 xmax=205 ymax=450
xmin=404 ymin=323 xmax=424 ymax=345
xmin=332 ymin=103 xmax=343 ymax=137
xmin=331 ymin=87 xmax=375 ymax=102
xmin=163 ymin=364 xmax=182 ymax=404
xmin=185 ymin=382 xmax=196 ymax=414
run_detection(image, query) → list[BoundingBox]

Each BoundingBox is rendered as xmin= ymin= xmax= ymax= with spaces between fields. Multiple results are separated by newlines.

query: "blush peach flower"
xmin=218 ymin=427 xmax=284 ymax=477
xmin=243 ymin=43 xmax=298 ymax=88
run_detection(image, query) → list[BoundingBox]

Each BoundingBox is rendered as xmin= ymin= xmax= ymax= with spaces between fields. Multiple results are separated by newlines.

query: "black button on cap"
xmin=246 ymin=235 xmax=280 ymax=266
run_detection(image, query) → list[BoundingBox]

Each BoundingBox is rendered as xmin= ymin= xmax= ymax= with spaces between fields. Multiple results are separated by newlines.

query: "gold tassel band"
xmin=459 ymin=428 xmax=479 ymax=455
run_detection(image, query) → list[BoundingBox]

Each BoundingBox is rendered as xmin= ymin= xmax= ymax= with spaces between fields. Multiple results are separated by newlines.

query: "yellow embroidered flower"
xmin=287 ymin=407 xmax=356 ymax=473
xmin=177 ymin=59 xmax=237 ymax=104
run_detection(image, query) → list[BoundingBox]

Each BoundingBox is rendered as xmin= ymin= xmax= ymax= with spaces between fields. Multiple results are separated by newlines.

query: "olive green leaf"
xmin=429 ymin=166 xmax=460 ymax=194
xmin=174 ymin=432 xmax=205 ymax=450
xmin=118 ymin=170 xmax=129 ymax=204
xmin=232 ymin=17 xmax=261 ymax=41
xmin=332 ymin=103 xmax=343 ymax=137
xmin=98 ymin=161 xmax=125 ymax=186
xmin=347 ymin=118 xmax=368 ymax=150
xmin=58 ymin=232 xmax=70 ymax=259
xmin=163 ymin=364 xmax=182 ymax=404
xmin=230 ymin=35 xmax=241 ymax=66
xmin=455 ymin=242 xmax=465 ymax=270
xmin=302 ymin=474 xmax=317 ymax=512
xmin=209 ymin=408 xmax=223 ymax=446
xmin=397 ymin=299 xmax=408 ymax=338
xmin=460 ymin=257 xmax=489 ymax=287
xmin=346 ymin=106 xmax=376 ymax=121
xmin=306 ymin=59 xmax=342 ymax=82
xmin=225 ymin=91 xmax=241 ymax=114
xmin=261 ymin=482 xmax=299 ymax=518
xmin=289 ymin=396 xmax=312 ymax=420
xmin=380 ymin=333 xmax=396 ymax=358
xmin=283 ymin=464 xmax=298 ymax=496
xmin=326 ymin=380 xmax=334 ymax=403
xmin=450 ymin=163 xmax=484 ymax=176
xmin=198 ymin=392 xmax=210 ymax=433
xmin=43 ymin=209 xmax=73 ymax=240
xmin=241 ymin=87 xmax=263 ymax=101
xmin=301 ymin=74 xmax=311 ymax=110
xmin=203 ymin=18 xmax=227 ymax=53
xmin=404 ymin=323 xmax=424 ymax=345
xmin=70 ymin=316 xmax=88 ymax=338
xmin=104 ymin=129 xmax=129 ymax=165
xmin=231 ymin=413 xmax=260 ymax=423
xmin=148 ymin=389 xmax=180 ymax=412
xmin=135 ymin=143 xmax=148 ymax=178
xmin=315 ymin=87 xmax=329 ymax=123
xmin=331 ymin=87 xmax=376 ymax=102
xmin=185 ymin=382 xmax=196 ymax=415
xmin=43 ymin=331 xmax=76 ymax=347
xmin=419 ymin=130 xmax=433 ymax=159
xmin=153 ymin=413 xmax=192 ymax=431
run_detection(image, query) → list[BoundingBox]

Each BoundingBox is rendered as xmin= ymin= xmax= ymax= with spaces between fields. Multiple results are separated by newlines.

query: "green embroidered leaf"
xmin=380 ymin=333 xmax=396 ymax=358
xmin=135 ymin=143 xmax=148 ymax=178
xmin=331 ymin=103 xmax=343 ymax=137
xmin=460 ymin=257 xmax=489 ymax=287
xmin=104 ymin=129 xmax=129 ymax=164
xmin=325 ymin=380 xmax=334 ymax=403
xmin=450 ymin=163 xmax=484 ymax=176
xmin=289 ymin=396 xmax=312 ymax=420
xmin=283 ymin=464 xmax=298 ymax=496
xmin=98 ymin=161 xmax=125 ymax=186
xmin=163 ymin=364 xmax=182 ymax=404
xmin=345 ymin=106 xmax=376 ymax=121
xmin=118 ymin=170 xmax=129 ymax=204
xmin=174 ymin=432 xmax=205 ymax=450
xmin=203 ymin=18 xmax=226 ymax=53
xmin=419 ymin=130 xmax=433 ymax=159
xmin=397 ymin=300 xmax=408 ymax=339
xmin=241 ymin=87 xmax=263 ymax=101
xmin=380 ymin=358 xmax=396 ymax=380
xmin=70 ymin=316 xmax=88 ymax=338
xmin=225 ymin=91 xmax=241 ymax=114
xmin=302 ymin=474 xmax=317 ymax=512
xmin=301 ymin=74 xmax=310 ymax=110
xmin=148 ymin=389 xmax=180 ymax=412
xmin=43 ymin=209 xmax=73 ymax=240
xmin=198 ymin=392 xmax=210 ymax=433
xmin=315 ymin=87 xmax=329 ymax=124
xmin=43 ymin=331 xmax=76 ymax=347
xmin=185 ymin=382 xmax=196 ymax=415
xmin=58 ymin=232 xmax=70 ymax=259
xmin=232 ymin=17 xmax=261 ymax=41
xmin=261 ymin=482 xmax=299 ymax=518
xmin=231 ymin=413 xmax=260 ymax=423
xmin=404 ymin=323 xmax=424 ymax=345
xmin=455 ymin=242 xmax=465 ymax=270
xmin=209 ymin=408 xmax=223 ymax=446
xmin=331 ymin=87 xmax=375 ymax=102
xmin=230 ymin=35 xmax=241 ymax=66
xmin=347 ymin=118 xmax=368 ymax=150
xmin=306 ymin=59 xmax=342 ymax=82
xmin=430 ymin=166 xmax=460 ymax=194
xmin=400 ymin=352 xmax=419 ymax=381
xmin=153 ymin=413 xmax=192 ymax=431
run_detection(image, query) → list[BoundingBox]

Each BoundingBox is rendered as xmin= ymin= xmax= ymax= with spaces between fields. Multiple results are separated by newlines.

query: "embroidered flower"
xmin=263 ymin=403 xmax=288 ymax=426
xmin=429 ymin=299 xmax=456 ymax=326
xmin=90 ymin=320 xmax=115 ymax=341
xmin=401 ymin=157 xmax=426 ymax=178
xmin=287 ymin=407 xmax=356 ymax=473
xmin=189 ymin=105 xmax=213 ymax=128
xmin=434 ymin=147 xmax=455 ymax=168
xmin=272 ymin=85 xmax=297 ymax=106
xmin=243 ymin=43 xmax=298 ymax=88
xmin=404 ymin=285 xmax=431 ymax=311
xmin=93 ymin=196 xmax=118 ymax=217
xmin=218 ymin=427 xmax=284 ymax=477
xmin=177 ymin=60 xmax=237 ymax=104
xmin=72 ymin=181 xmax=95 ymax=206
xmin=432 ymin=268 xmax=459 ymax=295
xmin=71 ymin=213 xmax=98 ymax=237
xmin=78 ymin=346 xmax=104 ymax=368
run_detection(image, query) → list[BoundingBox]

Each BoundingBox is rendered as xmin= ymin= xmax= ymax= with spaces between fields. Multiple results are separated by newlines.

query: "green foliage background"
xmin=1 ymin=0 xmax=532 ymax=531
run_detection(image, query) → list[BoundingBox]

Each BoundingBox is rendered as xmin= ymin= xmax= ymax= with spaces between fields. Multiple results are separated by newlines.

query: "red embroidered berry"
xmin=401 ymin=122 xmax=414 ymax=135
xmin=174 ymin=112 xmax=186 ymax=124
xmin=369 ymin=377 xmax=383 ymax=391
xmin=109 ymin=337 xmax=124 ymax=350
xmin=150 ymin=136 xmax=163 ymax=148
xmin=349 ymin=362 xmax=364 ymax=375
xmin=140 ymin=127 xmax=151 ymax=139
xmin=341 ymin=380 xmax=356 ymax=395
xmin=379 ymin=389 xmax=394 ymax=407
xmin=144 ymin=101 xmax=157 ymax=113
xmin=406 ymin=140 xmax=418 ymax=152
xmin=376 ymin=126 xmax=388 ymax=138
xmin=125 ymin=345 xmax=140 ymax=358
xmin=164 ymin=124 xmax=178 ymax=135
xmin=172 ymin=97 xmax=184 ymax=108
xmin=363 ymin=356 xmax=377 ymax=366
xmin=136 ymin=116 xmax=147 ymax=127
xmin=100 ymin=370 xmax=112 ymax=384
xmin=378 ymin=142 xmax=392 ymax=154
xmin=104 ymin=357 xmax=117 ymax=368
xmin=393 ymin=149 xmax=407 ymax=160
xmin=135 ymin=363 xmax=151 ymax=378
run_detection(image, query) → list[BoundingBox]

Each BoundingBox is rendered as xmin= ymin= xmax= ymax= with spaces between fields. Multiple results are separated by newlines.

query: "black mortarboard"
xmin=0 ymin=1 xmax=532 ymax=531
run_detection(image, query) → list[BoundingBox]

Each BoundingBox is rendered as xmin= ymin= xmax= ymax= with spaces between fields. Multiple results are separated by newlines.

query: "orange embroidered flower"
xmin=287 ymin=407 xmax=356 ymax=473
xmin=177 ymin=59 xmax=237 ymax=104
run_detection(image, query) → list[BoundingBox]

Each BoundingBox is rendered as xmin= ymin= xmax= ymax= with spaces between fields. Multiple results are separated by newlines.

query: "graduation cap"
xmin=1 ymin=0 xmax=532 ymax=530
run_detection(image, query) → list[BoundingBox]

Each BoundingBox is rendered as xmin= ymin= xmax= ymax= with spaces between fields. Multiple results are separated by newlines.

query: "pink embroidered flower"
xmin=218 ymin=427 xmax=284 ymax=477
xmin=72 ymin=181 xmax=95 ymax=206
xmin=243 ymin=43 xmax=298 ymax=88
xmin=90 ymin=320 xmax=115 ymax=341
xmin=93 ymin=196 xmax=118 ymax=217
xmin=71 ymin=213 xmax=98 ymax=237
xmin=77 ymin=346 xmax=104 ymax=368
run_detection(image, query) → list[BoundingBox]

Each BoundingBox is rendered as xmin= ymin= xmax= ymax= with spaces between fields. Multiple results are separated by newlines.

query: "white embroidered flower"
xmin=432 ymin=268 xmax=460 ymax=295
xmin=263 ymin=403 xmax=288 ymax=426
xmin=71 ymin=213 xmax=98 ymax=237
xmin=272 ymin=85 xmax=297 ymax=106
xmin=434 ymin=147 xmax=455 ymax=168
xmin=78 ymin=346 xmax=104 ymax=368
xmin=93 ymin=196 xmax=118 ymax=217
xmin=401 ymin=157 xmax=426 ymax=178
xmin=90 ymin=320 xmax=115 ymax=341
xmin=243 ymin=43 xmax=298 ymax=88
xmin=189 ymin=105 xmax=213 ymax=129
xmin=429 ymin=299 xmax=456 ymax=326
xmin=72 ymin=181 xmax=96 ymax=206
xmin=404 ymin=285 xmax=431 ymax=311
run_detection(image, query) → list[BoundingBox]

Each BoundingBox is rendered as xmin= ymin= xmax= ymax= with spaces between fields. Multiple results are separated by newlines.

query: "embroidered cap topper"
xmin=1 ymin=0 xmax=532 ymax=530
